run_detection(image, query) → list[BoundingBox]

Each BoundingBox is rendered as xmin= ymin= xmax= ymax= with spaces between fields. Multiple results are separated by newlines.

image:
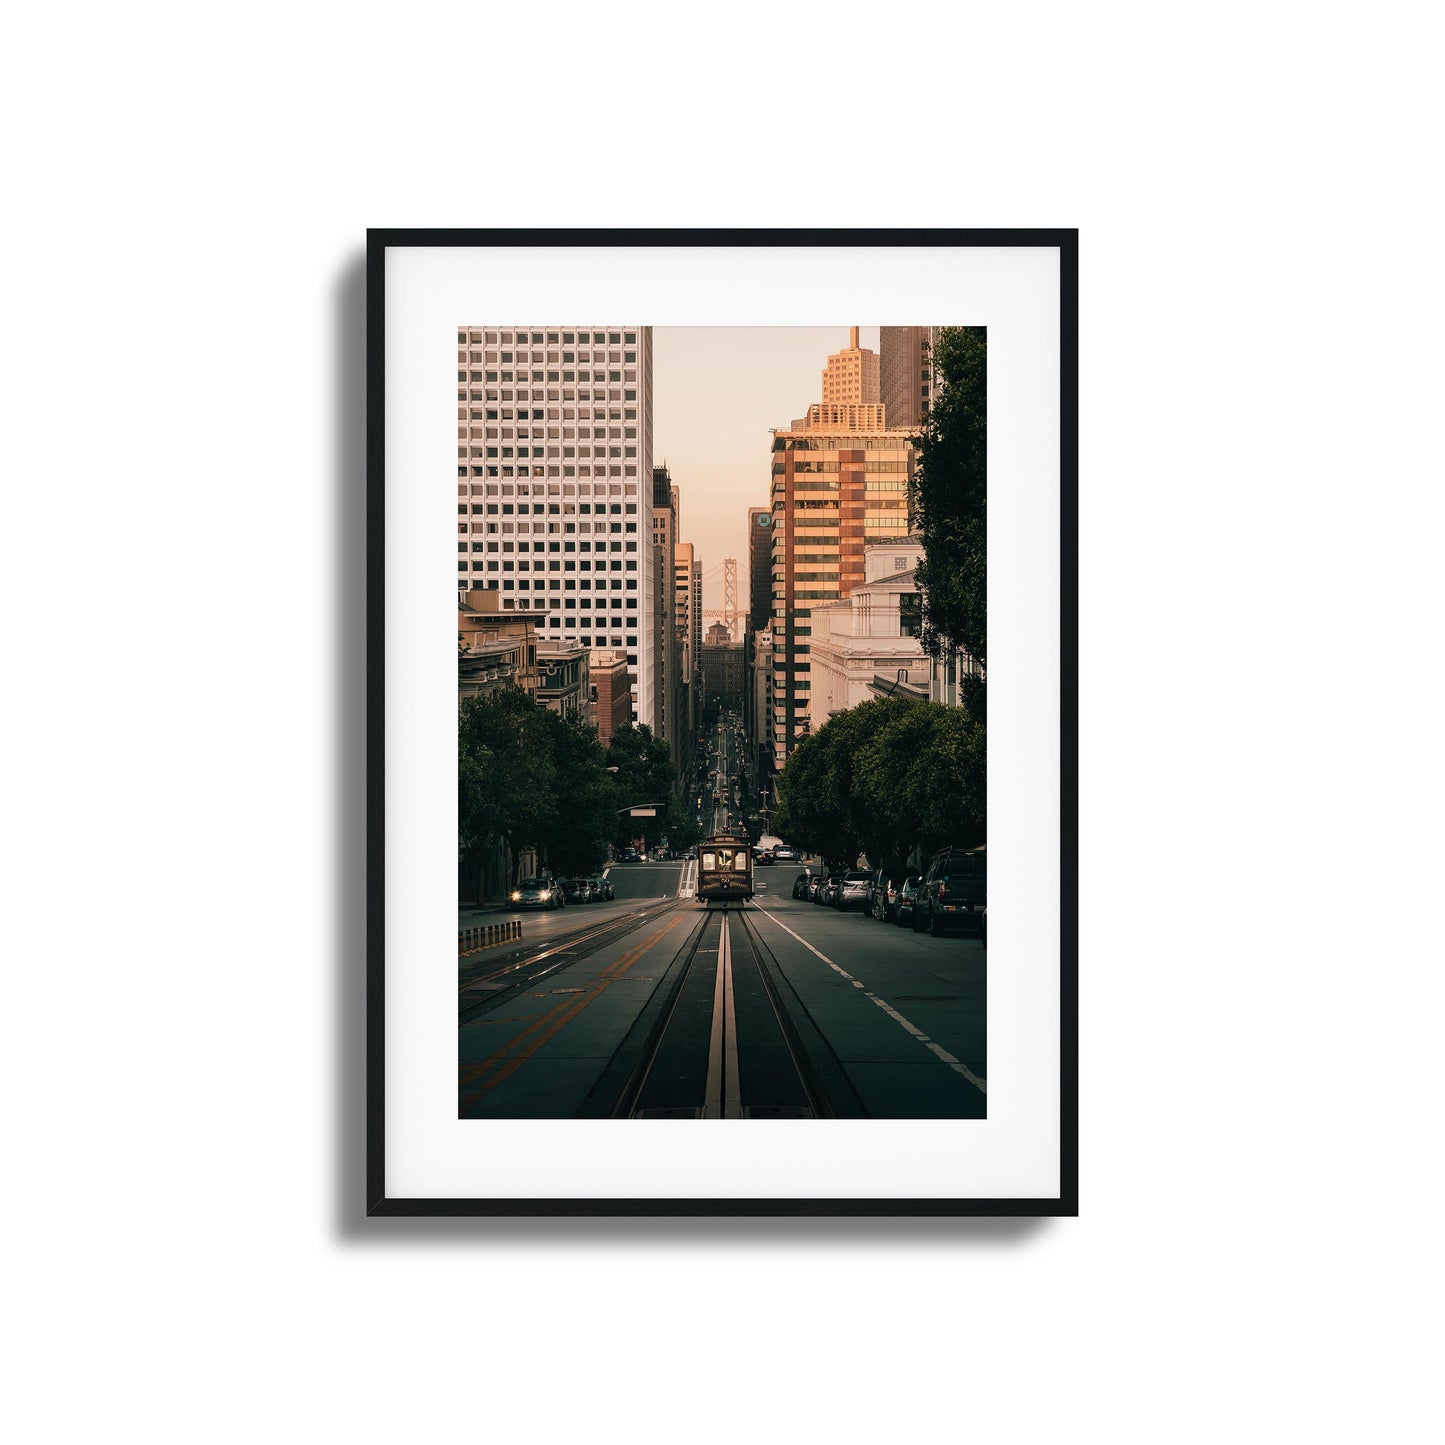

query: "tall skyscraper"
xmin=768 ymin=328 xmax=914 ymax=769
xmin=879 ymin=326 xmax=936 ymax=431
xmin=455 ymin=325 xmax=656 ymax=730
xmin=652 ymin=465 xmax=683 ymax=777
xmin=747 ymin=506 xmax=773 ymax=635
xmin=674 ymin=541 xmax=701 ymax=703
xmin=821 ymin=325 xmax=881 ymax=406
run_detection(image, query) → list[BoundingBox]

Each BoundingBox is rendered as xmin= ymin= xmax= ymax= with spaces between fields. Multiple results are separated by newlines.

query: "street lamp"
xmin=615 ymin=803 xmax=667 ymax=860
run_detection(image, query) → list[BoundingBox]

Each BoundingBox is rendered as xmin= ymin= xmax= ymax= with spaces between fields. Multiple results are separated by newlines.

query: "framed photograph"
xmin=367 ymin=229 xmax=1077 ymax=1216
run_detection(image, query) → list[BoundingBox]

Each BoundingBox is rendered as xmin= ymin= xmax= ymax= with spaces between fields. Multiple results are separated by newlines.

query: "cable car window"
xmin=717 ymin=849 xmax=733 ymax=869
xmin=701 ymin=852 xmax=716 ymax=870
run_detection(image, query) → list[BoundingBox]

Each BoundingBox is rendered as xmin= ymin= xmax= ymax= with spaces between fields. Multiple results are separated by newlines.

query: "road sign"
xmin=630 ymin=806 xmax=657 ymax=817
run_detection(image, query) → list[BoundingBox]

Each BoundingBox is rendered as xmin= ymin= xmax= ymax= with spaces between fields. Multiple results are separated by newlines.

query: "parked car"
xmin=684 ymin=848 xmax=697 ymax=860
xmin=815 ymin=874 xmax=845 ymax=906
xmin=792 ymin=871 xmax=813 ymax=900
xmin=753 ymin=846 xmax=775 ymax=866
xmin=804 ymin=874 xmax=824 ymax=902
xmin=834 ymin=870 xmax=872 ymax=911
xmin=561 ymin=877 xmax=594 ymax=904
xmin=588 ymin=874 xmax=615 ymax=901
xmin=512 ymin=876 xmax=563 ymax=910
xmin=894 ymin=877 xmax=923 ymax=927
xmin=914 ymin=846 xmax=986 ymax=936
xmin=867 ymin=869 xmax=908 ymax=922
xmin=772 ymin=846 xmax=797 ymax=863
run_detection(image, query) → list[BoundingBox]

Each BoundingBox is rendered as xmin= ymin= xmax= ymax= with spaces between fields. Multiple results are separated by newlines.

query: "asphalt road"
xmin=458 ymin=861 xmax=686 ymax=943
xmin=458 ymin=862 xmax=986 ymax=1120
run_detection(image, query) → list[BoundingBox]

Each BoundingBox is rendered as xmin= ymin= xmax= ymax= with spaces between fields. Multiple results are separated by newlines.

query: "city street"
xmin=459 ymin=860 xmax=684 ymax=940
xmin=458 ymin=853 xmax=986 ymax=1120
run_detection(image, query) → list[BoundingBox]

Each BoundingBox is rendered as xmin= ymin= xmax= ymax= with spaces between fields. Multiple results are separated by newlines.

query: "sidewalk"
xmin=458 ymin=897 xmax=517 ymax=922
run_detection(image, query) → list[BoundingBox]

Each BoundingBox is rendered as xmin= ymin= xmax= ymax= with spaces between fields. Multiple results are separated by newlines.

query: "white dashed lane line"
xmin=749 ymin=903 xmax=986 ymax=1096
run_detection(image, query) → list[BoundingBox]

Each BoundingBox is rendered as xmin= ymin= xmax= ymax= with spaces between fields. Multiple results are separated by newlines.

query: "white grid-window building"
xmin=457 ymin=326 xmax=655 ymax=729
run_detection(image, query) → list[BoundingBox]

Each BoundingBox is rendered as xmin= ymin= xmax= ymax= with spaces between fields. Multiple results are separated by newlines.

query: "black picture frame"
xmin=367 ymin=229 xmax=1078 ymax=1217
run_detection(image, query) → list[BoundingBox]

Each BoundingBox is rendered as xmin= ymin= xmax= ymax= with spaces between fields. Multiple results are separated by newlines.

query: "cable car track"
xmin=588 ymin=904 xmax=867 ymax=1120
xmin=729 ymin=906 xmax=867 ymax=1119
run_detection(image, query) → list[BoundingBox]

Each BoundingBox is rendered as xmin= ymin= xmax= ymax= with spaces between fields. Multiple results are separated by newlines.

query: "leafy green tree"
xmin=607 ymin=723 xmax=676 ymax=850
xmin=774 ymin=697 xmax=985 ymax=869
xmin=533 ymin=710 xmax=614 ymax=875
xmin=855 ymin=702 xmax=985 ymax=861
xmin=458 ymin=688 xmax=559 ymax=876
xmin=911 ymin=326 xmax=986 ymax=669
xmin=900 ymin=326 xmax=988 ymax=848
xmin=459 ymin=688 xmax=619 ymax=881
xmin=773 ymin=702 xmax=898 ymax=867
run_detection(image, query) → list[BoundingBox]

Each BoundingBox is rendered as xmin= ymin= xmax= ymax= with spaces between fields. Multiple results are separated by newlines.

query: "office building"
xmin=747 ymin=506 xmax=773 ymax=635
xmin=701 ymin=621 xmax=745 ymax=703
xmin=651 ymin=466 xmax=684 ymax=777
xmin=744 ymin=623 xmax=774 ymax=782
xmin=674 ymin=539 xmax=702 ymax=702
xmin=455 ymin=325 xmax=656 ymax=730
xmin=588 ymin=650 xmax=634 ymax=748
xmin=879 ymin=326 xmax=936 ymax=430
xmin=768 ymin=329 xmax=914 ymax=768
xmin=821 ymin=326 xmax=880 ymax=405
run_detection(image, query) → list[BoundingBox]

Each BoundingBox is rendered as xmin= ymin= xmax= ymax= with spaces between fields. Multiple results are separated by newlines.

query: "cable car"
xmin=696 ymin=830 xmax=754 ymax=905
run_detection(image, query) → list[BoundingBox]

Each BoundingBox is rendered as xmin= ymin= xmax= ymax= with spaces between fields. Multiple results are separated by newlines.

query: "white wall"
xmin=4 ymin=7 xmax=1440 ymax=1445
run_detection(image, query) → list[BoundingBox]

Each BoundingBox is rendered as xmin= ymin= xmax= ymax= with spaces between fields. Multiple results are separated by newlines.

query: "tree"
xmin=774 ymin=698 xmax=914 ymax=867
xmin=459 ymin=688 xmax=617 ymax=881
xmin=607 ymin=723 xmax=676 ymax=850
xmin=855 ymin=702 xmax=985 ymax=860
xmin=458 ymin=688 xmax=559 ymax=875
xmin=533 ymin=710 xmax=614 ymax=875
xmin=773 ymin=697 xmax=985 ymax=870
xmin=911 ymin=326 xmax=986 ymax=669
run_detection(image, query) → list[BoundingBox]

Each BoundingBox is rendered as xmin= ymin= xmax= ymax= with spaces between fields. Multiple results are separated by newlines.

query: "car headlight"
xmin=540 ymin=890 xmax=551 ymax=899
xmin=510 ymin=891 xmax=521 ymax=900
